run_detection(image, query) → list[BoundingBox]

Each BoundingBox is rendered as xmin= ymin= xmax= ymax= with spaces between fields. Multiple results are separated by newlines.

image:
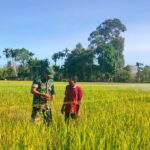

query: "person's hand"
xmin=41 ymin=93 xmax=51 ymax=100
xmin=61 ymin=104 xmax=65 ymax=114
xmin=77 ymin=110 xmax=80 ymax=117
xmin=51 ymin=95 xmax=55 ymax=100
xmin=45 ymin=93 xmax=52 ymax=100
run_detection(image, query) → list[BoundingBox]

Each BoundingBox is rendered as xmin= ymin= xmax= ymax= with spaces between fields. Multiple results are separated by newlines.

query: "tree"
xmin=136 ymin=62 xmax=143 ymax=82
xmin=0 ymin=67 xmax=5 ymax=80
xmin=3 ymin=48 xmax=34 ymax=78
xmin=15 ymin=48 xmax=34 ymax=67
xmin=52 ymin=53 xmax=59 ymax=65
xmin=88 ymin=18 xmax=126 ymax=47
xmin=3 ymin=48 xmax=18 ymax=77
xmin=50 ymin=18 xmax=127 ymax=82
xmin=64 ymin=43 xmax=94 ymax=81
xmin=139 ymin=65 xmax=150 ymax=83
xmin=115 ymin=65 xmax=133 ymax=82
xmin=63 ymin=48 xmax=70 ymax=58
xmin=27 ymin=58 xmax=50 ymax=79
xmin=95 ymin=43 xmax=115 ymax=81
xmin=3 ymin=61 xmax=16 ymax=79
xmin=64 ymin=44 xmax=84 ymax=79
xmin=88 ymin=18 xmax=127 ymax=80
xmin=111 ymin=36 xmax=125 ymax=71
xmin=52 ymin=50 xmax=66 ymax=66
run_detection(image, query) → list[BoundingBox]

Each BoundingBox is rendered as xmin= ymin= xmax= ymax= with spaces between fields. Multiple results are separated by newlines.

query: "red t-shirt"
xmin=64 ymin=85 xmax=83 ymax=113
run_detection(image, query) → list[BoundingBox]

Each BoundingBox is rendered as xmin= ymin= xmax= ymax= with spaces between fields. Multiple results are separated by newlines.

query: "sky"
xmin=0 ymin=0 xmax=150 ymax=66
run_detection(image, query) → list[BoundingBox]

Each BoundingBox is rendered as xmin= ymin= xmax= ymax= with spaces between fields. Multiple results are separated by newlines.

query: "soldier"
xmin=31 ymin=66 xmax=55 ymax=125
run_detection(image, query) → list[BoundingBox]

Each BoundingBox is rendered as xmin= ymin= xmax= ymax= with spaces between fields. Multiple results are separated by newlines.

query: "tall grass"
xmin=0 ymin=81 xmax=150 ymax=150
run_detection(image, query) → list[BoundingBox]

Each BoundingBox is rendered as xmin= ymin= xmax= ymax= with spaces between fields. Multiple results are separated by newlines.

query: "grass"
xmin=0 ymin=81 xmax=150 ymax=150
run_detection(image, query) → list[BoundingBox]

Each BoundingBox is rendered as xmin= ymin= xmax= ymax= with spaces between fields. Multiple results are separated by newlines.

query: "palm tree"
xmin=3 ymin=48 xmax=18 ymax=77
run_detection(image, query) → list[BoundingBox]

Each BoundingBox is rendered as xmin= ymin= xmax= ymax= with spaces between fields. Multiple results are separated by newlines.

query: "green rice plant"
xmin=0 ymin=81 xmax=150 ymax=150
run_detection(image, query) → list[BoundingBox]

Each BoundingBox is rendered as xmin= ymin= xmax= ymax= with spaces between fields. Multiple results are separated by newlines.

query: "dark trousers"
xmin=65 ymin=112 xmax=78 ymax=121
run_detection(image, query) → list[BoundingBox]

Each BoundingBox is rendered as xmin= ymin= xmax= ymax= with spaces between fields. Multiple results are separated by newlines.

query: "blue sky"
xmin=0 ymin=0 xmax=150 ymax=66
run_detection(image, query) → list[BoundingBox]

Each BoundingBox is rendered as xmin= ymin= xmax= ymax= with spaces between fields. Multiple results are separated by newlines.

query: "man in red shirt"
xmin=61 ymin=76 xmax=83 ymax=121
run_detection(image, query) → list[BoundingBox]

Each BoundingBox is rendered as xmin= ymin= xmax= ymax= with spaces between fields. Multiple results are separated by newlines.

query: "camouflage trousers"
xmin=31 ymin=104 xmax=52 ymax=125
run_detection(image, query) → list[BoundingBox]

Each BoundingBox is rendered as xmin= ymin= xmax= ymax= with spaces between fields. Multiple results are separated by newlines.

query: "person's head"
xmin=68 ymin=76 xmax=77 ymax=87
xmin=44 ymin=67 xmax=54 ymax=80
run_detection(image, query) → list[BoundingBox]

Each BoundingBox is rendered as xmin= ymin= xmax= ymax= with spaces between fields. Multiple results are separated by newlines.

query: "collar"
xmin=69 ymin=85 xmax=77 ymax=88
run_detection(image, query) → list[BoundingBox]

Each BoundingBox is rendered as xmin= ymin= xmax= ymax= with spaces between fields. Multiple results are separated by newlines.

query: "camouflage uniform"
xmin=31 ymin=77 xmax=55 ymax=125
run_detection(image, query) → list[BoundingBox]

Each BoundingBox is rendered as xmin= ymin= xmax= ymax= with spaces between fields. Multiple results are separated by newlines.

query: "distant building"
xmin=129 ymin=65 xmax=137 ymax=77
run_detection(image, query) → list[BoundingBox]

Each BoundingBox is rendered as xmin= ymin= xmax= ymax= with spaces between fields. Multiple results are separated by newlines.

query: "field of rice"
xmin=0 ymin=81 xmax=150 ymax=150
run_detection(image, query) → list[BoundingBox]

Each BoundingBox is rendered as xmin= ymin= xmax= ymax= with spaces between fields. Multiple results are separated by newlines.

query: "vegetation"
xmin=0 ymin=18 xmax=149 ymax=82
xmin=0 ymin=81 xmax=150 ymax=149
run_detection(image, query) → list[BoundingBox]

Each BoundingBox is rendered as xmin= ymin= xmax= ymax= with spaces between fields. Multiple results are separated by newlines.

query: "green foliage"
xmin=111 ymin=36 xmax=125 ymax=69
xmin=139 ymin=66 xmax=150 ymax=83
xmin=1 ymin=18 xmax=149 ymax=83
xmin=95 ymin=43 xmax=115 ymax=81
xmin=64 ymin=43 xmax=94 ymax=81
xmin=0 ymin=67 xmax=5 ymax=79
xmin=88 ymin=18 xmax=126 ymax=79
xmin=3 ymin=48 xmax=34 ymax=79
xmin=50 ymin=19 xmax=127 ymax=81
xmin=53 ymin=65 xmax=64 ymax=81
xmin=88 ymin=18 xmax=126 ymax=48
xmin=136 ymin=62 xmax=144 ymax=82
xmin=27 ymin=58 xmax=50 ymax=79
xmin=2 ymin=62 xmax=17 ymax=79
xmin=15 ymin=48 xmax=34 ymax=66
xmin=115 ymin=66 xmax=133 ymax=82
xmin=52 ymin=48 xmax=69 ymax=66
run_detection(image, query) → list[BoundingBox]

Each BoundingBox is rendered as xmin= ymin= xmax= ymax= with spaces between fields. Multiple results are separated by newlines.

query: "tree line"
xmin=0 ymin=18 xmax=150 ymax=82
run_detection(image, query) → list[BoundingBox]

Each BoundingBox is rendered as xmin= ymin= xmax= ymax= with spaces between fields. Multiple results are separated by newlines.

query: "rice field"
xmin=0 ymin=81 xmax=150 ymax=150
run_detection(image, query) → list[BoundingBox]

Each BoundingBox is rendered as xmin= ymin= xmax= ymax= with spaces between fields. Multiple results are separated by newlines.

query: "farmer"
xmin=61 ymin=76 xmax=83 ymax=121
xmin=31 ymin=66 xmax=55 ymax=125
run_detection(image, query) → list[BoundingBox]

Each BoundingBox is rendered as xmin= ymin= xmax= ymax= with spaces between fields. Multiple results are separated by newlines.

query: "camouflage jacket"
xmin=31 ymin=77 xmax=55 ymax=105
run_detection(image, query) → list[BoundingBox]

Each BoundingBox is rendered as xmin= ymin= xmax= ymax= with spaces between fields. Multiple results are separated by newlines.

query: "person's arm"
xmin=61 ymin=103 xmax=65 ymax=114
xmin=77 ymin=86 xmax=83 ymax=116
xmin=31 ymin=87 xmax=51 ymax=99
xmin=50 ymin=84 xmax=55 ymax=100
xmin=31 ymin=81 xmax=51 ymax=99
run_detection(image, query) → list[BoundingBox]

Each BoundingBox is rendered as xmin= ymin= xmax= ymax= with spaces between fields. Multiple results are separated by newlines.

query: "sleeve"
xmin=32 ymin=79 xmax=39 ymax=88
xmin=78 ymin=86 xmax=83 ymax=101
xmin=50 ymin=84 xmax=55 ymax=95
